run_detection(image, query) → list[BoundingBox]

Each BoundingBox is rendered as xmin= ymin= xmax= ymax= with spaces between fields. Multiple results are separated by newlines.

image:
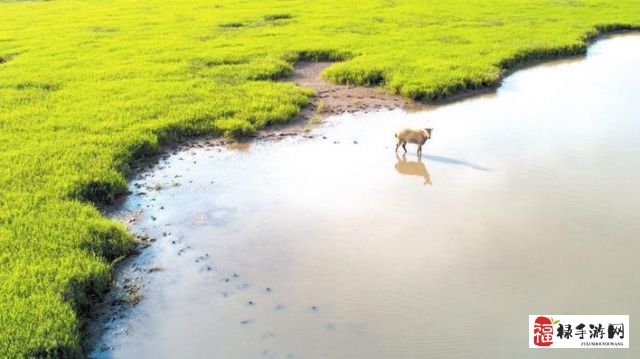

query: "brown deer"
xmin=395 ymin=128 xmax=432 ymax=155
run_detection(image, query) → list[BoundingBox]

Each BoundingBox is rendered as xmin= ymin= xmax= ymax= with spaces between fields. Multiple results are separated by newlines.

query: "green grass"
xmin=0 ymin=0 xmax=639 ymax=356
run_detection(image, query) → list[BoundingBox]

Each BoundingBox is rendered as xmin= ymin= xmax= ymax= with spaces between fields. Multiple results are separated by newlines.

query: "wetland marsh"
xmin=91 ymin=35 xmax=640 ymax=358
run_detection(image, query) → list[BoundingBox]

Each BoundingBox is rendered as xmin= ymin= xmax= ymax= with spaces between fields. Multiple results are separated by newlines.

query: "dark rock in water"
xmin=275 ymin=304 xmax=284 ymax=310
xmin=353 ymin=140 xmax=358 ymax=144
xmin=240 ymin=319 xmax=253 ymax=325
xmin=265 ymin=287 xmax=272 ymax=293
xmin=311 ymin=306 xmax=318 ymax=312
xmin=248 ymin=301 xmax=254 ymax=305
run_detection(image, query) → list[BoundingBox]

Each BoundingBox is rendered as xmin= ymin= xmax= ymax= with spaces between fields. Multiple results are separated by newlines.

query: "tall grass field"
xmin=1 ymin=0 xmax=639 ymax=357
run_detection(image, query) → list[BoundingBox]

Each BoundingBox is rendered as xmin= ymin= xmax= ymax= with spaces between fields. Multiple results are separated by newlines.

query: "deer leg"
xmin=395 ymin=140 xmax=401 ymax=152
xmin=402 ymin=142 xmax=407 ymax=153
xmin=418 ymin=145 xmax=422 ymax=156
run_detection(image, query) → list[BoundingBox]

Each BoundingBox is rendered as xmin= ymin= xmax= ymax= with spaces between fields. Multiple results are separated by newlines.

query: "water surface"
xmin=92 ymin=34 xmax=640 ymax=358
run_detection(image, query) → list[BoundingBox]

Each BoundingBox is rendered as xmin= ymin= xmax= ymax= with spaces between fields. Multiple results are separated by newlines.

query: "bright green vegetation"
xmin=1 ymin=0 xmax=639 ymax=356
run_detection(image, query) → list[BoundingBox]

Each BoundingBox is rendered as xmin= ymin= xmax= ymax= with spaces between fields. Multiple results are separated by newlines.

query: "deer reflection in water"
xmin=395 ymin=153 xmax=431 ymax=185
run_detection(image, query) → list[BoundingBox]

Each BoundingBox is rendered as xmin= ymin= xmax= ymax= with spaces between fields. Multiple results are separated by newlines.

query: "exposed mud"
xmin=120 ymin=62 xmax=429 ymax=177
xmin=291 ymin=62 xmax=428 ymax=117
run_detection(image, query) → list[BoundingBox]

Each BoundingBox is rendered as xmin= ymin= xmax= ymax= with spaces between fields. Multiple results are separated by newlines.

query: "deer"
xmin=395 ymin=128 xmax=432 ymax=156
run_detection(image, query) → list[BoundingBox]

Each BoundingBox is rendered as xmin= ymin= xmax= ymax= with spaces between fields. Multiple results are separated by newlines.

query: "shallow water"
xmin=92 ymin=34 xmax=640 ymax=358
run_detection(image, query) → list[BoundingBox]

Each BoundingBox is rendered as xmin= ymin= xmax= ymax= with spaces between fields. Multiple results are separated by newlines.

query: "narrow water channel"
xmin=91 ymin=34 xmax=640 ymax=358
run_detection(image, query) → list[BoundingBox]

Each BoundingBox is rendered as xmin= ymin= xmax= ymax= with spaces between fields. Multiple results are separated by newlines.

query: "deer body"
xmin=395 ymin=128 xmax=432 ymax=155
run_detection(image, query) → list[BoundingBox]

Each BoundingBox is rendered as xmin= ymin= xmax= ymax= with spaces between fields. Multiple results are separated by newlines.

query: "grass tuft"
xmin=316 ymin=100 xmax=328 ymax=114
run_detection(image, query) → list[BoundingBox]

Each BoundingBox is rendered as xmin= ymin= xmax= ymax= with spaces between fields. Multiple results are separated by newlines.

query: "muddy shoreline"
xmin=108 ymin=30 xmax=640 ymax=180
